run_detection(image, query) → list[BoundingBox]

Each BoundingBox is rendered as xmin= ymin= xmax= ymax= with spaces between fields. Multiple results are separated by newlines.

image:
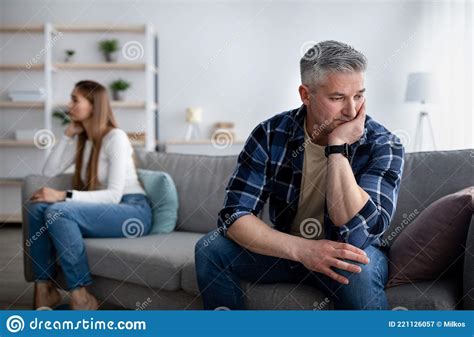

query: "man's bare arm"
xmin=227 ymin=214 xmax=369 ymax=284
xmin=326 ymin=154 xmax=370 ymax=226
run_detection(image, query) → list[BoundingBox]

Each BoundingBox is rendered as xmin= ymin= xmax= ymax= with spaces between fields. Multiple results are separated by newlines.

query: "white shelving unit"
xmin=0 ymin=23 xmax=159 ymax=223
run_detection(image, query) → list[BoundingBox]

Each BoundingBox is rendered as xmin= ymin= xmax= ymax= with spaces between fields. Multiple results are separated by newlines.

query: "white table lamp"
xmin=405 ymin=72 xmax=436 ymax=151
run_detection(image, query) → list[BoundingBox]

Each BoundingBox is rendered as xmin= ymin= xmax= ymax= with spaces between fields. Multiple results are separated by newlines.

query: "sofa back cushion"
xmin=136 ymin=149 xmax=473 ymax=238
xmin=135 ymin=151 xmax=238 ymax=233
xmin=383 ymin=149 xmax=473 ymax=247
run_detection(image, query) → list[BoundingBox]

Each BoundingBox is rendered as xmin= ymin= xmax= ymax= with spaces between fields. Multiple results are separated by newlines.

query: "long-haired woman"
xmin=25 ymin=80 xmax=152 ymax=310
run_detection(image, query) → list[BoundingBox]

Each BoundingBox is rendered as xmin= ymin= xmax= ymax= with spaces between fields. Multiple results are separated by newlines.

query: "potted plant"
xmin=98 ymin=39 xmax=119 ymax=62
xmin=64 ymin=49 xmax=75 ymax=63
xmin=52 ymin=109 xmax=71 ymax=126
xmin=110 ymin=79 xmax=131 ymax=101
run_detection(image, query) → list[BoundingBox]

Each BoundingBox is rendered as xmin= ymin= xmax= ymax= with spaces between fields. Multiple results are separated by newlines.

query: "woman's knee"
xmin=25 ymin=202 xmax=49 ymax=218
xmin=44 ymin=203 xmax=74 ymax=233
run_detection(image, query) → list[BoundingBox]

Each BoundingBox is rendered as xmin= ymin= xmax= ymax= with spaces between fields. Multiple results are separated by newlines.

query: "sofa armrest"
xmin=22 ymin=174 xmax=73 ymax=282
xmin=464 ymin=216 xmax=474 ymax=309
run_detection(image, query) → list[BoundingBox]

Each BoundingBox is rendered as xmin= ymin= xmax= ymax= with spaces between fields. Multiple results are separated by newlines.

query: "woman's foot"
xmin=34 ymin=282 xmax=62 ymax=309
xmin=70 ymin=287 xmax=99 ymax=310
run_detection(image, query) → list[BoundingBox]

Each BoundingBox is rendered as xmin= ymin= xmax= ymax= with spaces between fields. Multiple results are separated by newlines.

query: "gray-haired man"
xmin=195 ymin=40 xmax=405 ymax=310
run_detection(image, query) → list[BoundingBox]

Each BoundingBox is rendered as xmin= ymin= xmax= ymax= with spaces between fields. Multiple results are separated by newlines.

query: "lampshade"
xmin=405 ymin=72 xmax=433 ymax=103
xmin=185 ymin=107 xmax=202 ymax=123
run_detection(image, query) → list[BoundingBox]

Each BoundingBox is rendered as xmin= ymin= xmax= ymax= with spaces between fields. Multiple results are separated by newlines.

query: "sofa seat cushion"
xmin=181 ymin=260 xmax=330 ymax=310
xmin=85 ymin=231 xmax=204 ymax=291
xmin=386 ymin=276 xmax=460 ymax=310
xmin=182 ymin=258 xmax=460 ymax=310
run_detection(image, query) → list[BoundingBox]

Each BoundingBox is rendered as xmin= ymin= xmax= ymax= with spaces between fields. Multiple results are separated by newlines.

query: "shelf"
xmin=0 ymin=101 xmax=44 ymax=109
xmin=54 ymin=24 xmax=147 ymax=33
xmin=0 ymin=139 xmax=36 ymax=147
xmin=0 ymin=101 xmax=150 ymax=110
xmin=0 ymin=64 xmax=44 ymax=71
xmin=0 ymin=213 xmax=22 ymax=223
xmin=54 ymin=63 xmax=148 ymax=71
xmin=165 ymin=139 xmax=246 ymax=145
xmin=0 ymin=25 xmax=44 ymax=33
xmin=0 ymin=178 xmax=23 ymax=186
xmin=55 ymin=101 xmax=148 ymax=109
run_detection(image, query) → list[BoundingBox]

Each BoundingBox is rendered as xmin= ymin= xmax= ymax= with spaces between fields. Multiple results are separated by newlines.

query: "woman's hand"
xmin=30 ymin=187 xmax=66 ymax=203
xmin=64 ymin=122 xmax=84 ymax=138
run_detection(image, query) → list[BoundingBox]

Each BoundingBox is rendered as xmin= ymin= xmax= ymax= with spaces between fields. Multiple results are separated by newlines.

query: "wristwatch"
xmin=324 ymin=143 xmax=352 ymax=159
xmin=65 ymin=190 xmax=73 ymax=200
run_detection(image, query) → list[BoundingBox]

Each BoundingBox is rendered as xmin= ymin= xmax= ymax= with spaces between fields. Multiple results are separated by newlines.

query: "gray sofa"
xmin=22 ymin=149 xmax=474 ymax=310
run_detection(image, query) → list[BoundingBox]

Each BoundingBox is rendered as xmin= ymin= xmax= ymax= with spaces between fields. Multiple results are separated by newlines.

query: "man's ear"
xmin=298 ymin=84 xmax=311 ymax=106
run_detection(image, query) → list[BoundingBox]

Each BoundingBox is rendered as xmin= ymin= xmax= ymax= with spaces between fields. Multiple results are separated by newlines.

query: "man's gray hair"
xmin=300 ymin=40 xmax=367 ymax=87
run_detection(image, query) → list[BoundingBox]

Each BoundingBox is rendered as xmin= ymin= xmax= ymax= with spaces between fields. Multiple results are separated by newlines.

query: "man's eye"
xmin=331 ymin=97 xmax=343 ymax=101
xmin=355 ymin=95 xmax=363 ymax=100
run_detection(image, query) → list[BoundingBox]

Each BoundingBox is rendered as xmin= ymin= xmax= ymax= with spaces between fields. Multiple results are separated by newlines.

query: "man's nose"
xmin=342 ymin=99 xmax=358 ymax=119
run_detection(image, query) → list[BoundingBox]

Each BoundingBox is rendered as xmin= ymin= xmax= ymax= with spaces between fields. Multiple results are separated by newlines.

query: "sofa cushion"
xmin=387 ymin=187 xmax=473 ymax=288
xmin=383 ymin=150 xmax=473 ymax=248
xmin=138 ymin=169 xmax=179 ymax=234
xmin=181 ymin=261 xmax=331 ymax=310
xmin=386 ymin=276 xmax=461 ymax=310
xmin=135 ymin=151 xmax=237 ymax=233
xmin=84 ymin=231 xmax=204 ymax=291
xmin=243 ymin=282 xmax=332 ymax=310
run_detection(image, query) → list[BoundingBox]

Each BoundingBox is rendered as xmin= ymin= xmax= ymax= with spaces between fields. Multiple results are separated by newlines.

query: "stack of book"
xmin=8 ymin=88 xmax=45 ymax=101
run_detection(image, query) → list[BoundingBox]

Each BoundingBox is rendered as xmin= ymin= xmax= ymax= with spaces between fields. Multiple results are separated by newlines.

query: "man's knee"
xmin=332 ymin=245 xmax=388 ymax=309
xmin=195 ymin=229 xmax=237 ymax=275
xmin=341 ymin=245 xmax=387 ymax=287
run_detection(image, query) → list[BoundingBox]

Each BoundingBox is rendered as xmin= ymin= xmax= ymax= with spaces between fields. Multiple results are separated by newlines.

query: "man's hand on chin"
xmin=328 ymin=99 xmax=366 ymax=146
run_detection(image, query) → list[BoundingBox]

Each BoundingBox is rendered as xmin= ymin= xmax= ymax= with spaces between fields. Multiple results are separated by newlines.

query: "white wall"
xmin=1 ymin=0 xmax=472 ymax=152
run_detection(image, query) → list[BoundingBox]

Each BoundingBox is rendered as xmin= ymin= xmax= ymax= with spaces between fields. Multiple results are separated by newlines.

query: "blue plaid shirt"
xmin=218 ymin=105 xmax=405 ymax=249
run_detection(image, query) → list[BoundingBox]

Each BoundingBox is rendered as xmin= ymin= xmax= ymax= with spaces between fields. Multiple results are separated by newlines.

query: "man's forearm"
xmin=326 ymin=153 xmax=370 ymax=227
xmin=227 ymin=214 xmax=304 ymax=262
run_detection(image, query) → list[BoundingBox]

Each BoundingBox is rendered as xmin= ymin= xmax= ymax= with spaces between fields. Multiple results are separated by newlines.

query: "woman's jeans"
xmin=25 ymin=194 xmax=152 ymax=291
xmin=195 ymin=231 xmax=390 ymax=310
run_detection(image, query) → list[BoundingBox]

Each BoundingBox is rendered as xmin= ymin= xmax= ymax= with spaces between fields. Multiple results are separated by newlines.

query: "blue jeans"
xmin=25 ymin=194 xmax=152 ymax=291
xmin=195 ymin=231 xmax=389 ymax=310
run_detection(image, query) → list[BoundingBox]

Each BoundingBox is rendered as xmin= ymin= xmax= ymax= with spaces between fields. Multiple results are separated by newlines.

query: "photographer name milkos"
xmin=443 ymin=321 xmax=466 ymax=328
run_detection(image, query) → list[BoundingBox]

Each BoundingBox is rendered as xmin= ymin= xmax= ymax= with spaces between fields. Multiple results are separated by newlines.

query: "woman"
xmin=26 ymin=80 xmax=152 ymax=310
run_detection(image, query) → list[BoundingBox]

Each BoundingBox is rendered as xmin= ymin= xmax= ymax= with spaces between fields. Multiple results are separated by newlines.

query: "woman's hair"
xmin=72 ymin=80 xmax=119 ymax=191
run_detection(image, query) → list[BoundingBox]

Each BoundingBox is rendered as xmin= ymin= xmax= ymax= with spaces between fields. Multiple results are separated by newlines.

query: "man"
xmin=195 ymin=40 xmax=405 ymax=310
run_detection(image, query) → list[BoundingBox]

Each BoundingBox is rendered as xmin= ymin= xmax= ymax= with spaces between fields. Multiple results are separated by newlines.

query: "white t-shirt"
xmin=43 ymin=128 xmax=145 ymax=204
